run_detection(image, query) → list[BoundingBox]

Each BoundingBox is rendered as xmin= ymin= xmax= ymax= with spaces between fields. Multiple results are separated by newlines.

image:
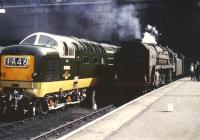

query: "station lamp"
xmin=0 ymin=0 xmax=6 ymax=14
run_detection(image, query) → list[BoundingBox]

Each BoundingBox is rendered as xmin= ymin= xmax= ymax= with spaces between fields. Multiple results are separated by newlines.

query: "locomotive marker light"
xmin=0 ymin=8 xmax=5 ymax=14
xmin=0 ymin=0 xmax=5 ymax=14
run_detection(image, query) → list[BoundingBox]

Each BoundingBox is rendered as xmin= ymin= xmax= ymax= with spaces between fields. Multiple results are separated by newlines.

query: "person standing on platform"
xmin=196 ymin=61 xmax=200 ymax=81
xmin=190 ymin=63 xmax=195 ymax=81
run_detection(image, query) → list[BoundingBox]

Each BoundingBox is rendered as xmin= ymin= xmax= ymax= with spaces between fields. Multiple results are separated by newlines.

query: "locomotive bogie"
xmin=0 ymin=87 xmax=88 ymax=115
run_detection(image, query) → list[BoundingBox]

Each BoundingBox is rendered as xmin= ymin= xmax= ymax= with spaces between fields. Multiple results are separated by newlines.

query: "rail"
xmin=31 ymin=105 xmax=114 ymax=140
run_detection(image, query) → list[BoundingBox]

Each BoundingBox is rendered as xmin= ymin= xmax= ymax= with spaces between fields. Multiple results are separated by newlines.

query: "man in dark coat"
xmin=196 ymin=61 xmax=200 ymax=81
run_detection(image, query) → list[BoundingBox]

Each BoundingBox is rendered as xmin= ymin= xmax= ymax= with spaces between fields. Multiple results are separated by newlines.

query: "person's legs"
xmin=191 ymin=72 xmax=193 ymax=80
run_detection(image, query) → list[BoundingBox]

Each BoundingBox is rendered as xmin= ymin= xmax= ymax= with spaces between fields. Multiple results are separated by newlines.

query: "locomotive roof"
xmin=20 ymin=32 xmax=120 ymax=55
xmin=20 ymin=32 xmax=78 ymax=46
xmin=2 ymin=44 xmax=59 ymax=56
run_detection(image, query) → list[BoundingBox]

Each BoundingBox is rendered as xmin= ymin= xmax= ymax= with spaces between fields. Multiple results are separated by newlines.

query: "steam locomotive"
xmin=114 ymin=40 xmax=185 ymax=92
xmin=0 ymin=32 xmax=186 ymax=117
xmin=113 ymin=25 xmax=186 ymax=92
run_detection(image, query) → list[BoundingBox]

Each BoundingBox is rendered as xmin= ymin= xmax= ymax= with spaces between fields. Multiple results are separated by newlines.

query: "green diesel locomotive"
xmin=0 ymin=32 xmax=120 ymax=115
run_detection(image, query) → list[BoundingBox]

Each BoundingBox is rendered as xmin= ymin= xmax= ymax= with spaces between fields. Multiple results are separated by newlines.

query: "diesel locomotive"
xmin=0 ymin=32 xmax=119 ymax=115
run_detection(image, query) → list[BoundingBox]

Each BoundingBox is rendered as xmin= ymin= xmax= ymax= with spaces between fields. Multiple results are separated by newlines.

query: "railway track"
xmin=0 ymin=105 xmax=115 ymax=140
xmin=31 ymin=105 xmax=114 ymax=140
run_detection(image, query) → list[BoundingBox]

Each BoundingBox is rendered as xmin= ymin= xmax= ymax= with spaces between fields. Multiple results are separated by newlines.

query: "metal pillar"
xmin=92 ymin=89 xmax=97 ymax=110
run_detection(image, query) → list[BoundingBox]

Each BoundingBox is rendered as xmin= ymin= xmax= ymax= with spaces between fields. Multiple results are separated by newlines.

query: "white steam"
xmin=79 ymin=2 xmax=142 ymax=40
xmin=0 ymin=1 xmax=142 ymax=43
xmin=117 ymin=5 xmax=141 ymax=39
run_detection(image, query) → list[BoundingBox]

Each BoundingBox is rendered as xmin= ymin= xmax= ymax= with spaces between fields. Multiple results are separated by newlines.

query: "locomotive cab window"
xmin=21 ymin=35 xmax=36 ymax=45
xmin=38 ymin=35 xmax=58 ymax=47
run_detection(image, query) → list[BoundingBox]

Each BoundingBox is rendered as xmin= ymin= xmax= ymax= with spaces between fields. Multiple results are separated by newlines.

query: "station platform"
xmin=58 ymin=77 xmax=200 ymax=140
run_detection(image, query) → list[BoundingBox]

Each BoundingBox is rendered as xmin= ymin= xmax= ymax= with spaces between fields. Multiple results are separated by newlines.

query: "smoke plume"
xmin=0 ymin=0 xmax=141 ymax=44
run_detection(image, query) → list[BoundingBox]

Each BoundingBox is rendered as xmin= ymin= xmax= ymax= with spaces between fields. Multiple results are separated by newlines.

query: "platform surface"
xmin=59 ymin=77 xmax=200 ymax=140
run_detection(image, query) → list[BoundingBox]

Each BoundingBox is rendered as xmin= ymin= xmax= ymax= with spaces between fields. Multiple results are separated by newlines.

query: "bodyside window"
xmin=83 ymin=56 xmax=89 ymax=64
xmin=62 ymin=42 xmax=75 ymax=58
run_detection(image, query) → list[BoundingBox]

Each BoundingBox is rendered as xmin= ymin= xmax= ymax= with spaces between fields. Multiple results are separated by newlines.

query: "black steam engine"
xmin=114 ymin=40 xmax=185 ymax=91
xmin=114 ymin=25 xmax=185 ymax=91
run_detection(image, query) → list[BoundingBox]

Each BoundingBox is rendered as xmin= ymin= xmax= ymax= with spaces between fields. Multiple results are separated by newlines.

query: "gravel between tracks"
xmin=0 ymin=106 xmax=112 ymax=140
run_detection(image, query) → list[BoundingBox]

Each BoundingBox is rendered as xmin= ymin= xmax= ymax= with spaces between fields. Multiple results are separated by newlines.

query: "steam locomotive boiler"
xmin=114 ymin=40 xmax=184 ymax=91
xmin=0 ymin=32 xmax=119 ymax=116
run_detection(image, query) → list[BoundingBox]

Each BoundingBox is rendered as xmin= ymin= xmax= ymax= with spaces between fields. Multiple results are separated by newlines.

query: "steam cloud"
xmin=60 ymin=0 xmax=142 ymax=41
xmin=116 ymin=4 xmax=141 ymax=40
xmin=0 ymin=0 xmax=141 ymax=44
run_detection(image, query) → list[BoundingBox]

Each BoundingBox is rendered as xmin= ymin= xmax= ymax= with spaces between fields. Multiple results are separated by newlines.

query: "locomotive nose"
xmin=1 ymin=55 xmax=35 ymax=81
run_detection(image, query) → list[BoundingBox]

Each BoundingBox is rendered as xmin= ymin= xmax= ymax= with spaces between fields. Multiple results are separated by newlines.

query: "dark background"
xmin=0 ymin=0 xmax=199 ymax=59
